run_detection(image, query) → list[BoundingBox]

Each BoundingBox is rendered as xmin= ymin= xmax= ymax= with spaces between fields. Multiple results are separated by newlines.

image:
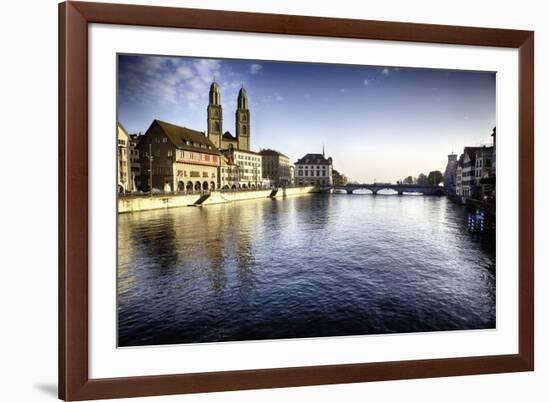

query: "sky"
xmin=118 ymin=54 xmax=496 ymax=183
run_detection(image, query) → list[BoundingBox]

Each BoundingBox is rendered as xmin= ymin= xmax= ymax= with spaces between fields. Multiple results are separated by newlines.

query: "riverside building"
xmin=295 ymin=152 xmax=333 ymax=186
xmin=259 ymin=149 xmax=291 ymax=187
xmin=444 ymin=153 xmax=458 ymax=195
xmin=137 ymin=119 xmax=220 ymax=193
xmin=221 ymin=148 xmax=264 ymax=189
xmin=454 ymin=128 xmax=496 ymax=200
xmin=117 ymin=123 xmax=132 ymax=194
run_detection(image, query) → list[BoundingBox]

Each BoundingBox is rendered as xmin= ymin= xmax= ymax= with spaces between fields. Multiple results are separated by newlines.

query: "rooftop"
xmin=222 ymin=131 xmax=237 ymax=140
xmin=295 ymin=153 xmax=332 ymax=165
xmin=147 ymin=119 xmax=220 ymax=155
xmin=259 ymin=149 xmax=289 ymax=158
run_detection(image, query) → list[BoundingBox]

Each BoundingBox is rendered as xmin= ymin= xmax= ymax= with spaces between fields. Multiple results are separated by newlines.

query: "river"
xmin=117 ymin=193 xmax=496 ymax=346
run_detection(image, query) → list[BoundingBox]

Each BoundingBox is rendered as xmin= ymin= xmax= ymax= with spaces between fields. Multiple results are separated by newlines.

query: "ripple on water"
xmin=117 ymin=195 xmax=495 ymax=346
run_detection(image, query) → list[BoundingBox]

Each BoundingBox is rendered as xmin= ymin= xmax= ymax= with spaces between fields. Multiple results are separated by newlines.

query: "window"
xmin=162 ymin=137 xmax=167 ymax=143
xmin=167 ymin=150 xmax=172 ymax=157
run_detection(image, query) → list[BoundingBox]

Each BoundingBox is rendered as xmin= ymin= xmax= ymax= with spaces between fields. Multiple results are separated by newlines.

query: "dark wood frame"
xmin=59 ymin=1 xmax=534 ymax=400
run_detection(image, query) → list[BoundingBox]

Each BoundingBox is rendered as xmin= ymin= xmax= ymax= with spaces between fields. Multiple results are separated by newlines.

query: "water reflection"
xmin=118 ymin=195 xmax=495 ymax=346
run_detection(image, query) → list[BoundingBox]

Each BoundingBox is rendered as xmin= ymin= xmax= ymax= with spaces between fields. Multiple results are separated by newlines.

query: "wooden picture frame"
xmin=59 ymin=1 xmax=534 ymax=400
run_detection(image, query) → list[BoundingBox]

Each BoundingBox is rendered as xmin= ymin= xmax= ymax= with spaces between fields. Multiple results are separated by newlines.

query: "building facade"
xmin=455 ymin=144 xmax=495 ymax=199
xmin=474 ymin=146 xmax=495 ymax=199
xmin=117 ymin=123 xmax=131 ymax=193
xmin=458 ymin=147 xmax=478 ymax=198
xmin=128 ymin=133 xmax=142 ymax=191
xmin=138 ymin=120 xmax=220 ymax=192
xmin=221 ymin=148 xmax=263 ymax=188
xmin=444 ymin=153 xmax=458 ymax=195
xmin=295 ymin=153 xmax=333 ymax=186
xmin=455 ymin=154 xmax=464 ymax=197
xmin=259 ymin=149 xmax=291 ymax=187
xmin=219 ymin=155 xmax=240 ymax=189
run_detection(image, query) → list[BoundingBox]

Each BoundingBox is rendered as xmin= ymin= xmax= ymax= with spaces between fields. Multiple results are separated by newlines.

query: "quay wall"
xmin=118 ymin=186 xmax=315 ymax=213
xmin=276 ymin=185 xmax=317 ymax=198
xmin=118 ymin=194 xmax=200 ymax=213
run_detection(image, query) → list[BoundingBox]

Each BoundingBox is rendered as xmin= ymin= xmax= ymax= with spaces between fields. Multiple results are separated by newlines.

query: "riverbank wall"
xmin=118 ymin=186 xmax=315 ymax=213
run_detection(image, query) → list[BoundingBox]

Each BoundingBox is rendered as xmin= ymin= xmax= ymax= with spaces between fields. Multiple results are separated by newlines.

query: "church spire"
xmin=207 ymin=81 xmax=222 ymax=148
xmin=237 ymin=86 xmax=248 ymax=109
xmin=236 ymin=85 xmax=250 ymax=151
xmin=209 ymin=82 xmax=221 ymax=105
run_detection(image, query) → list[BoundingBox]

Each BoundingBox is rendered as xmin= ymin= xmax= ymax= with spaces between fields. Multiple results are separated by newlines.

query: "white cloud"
xmin=275 ymin=94 xmax=284 ymax=101
xmin=193 ymin=59 xmax=222 ymax=83
xmin=339 ymin=88 xmax=346 ymax=93
xmin=382 ymin=67 xmax=390 ymax=76
xmin=120 ymin=56 xmax=227 ymax=110
xmin=363 ymin=79 xmax=370 ymax=86
xmin=176 ymin=66 xmax=194 ymax=80
xmin=249 ymin=63 xmax=263 ymax=74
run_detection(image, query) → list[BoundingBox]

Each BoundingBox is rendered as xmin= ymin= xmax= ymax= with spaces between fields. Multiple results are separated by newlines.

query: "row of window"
xmin=475 ymin=158 xmax=492 ymax=168
xmin=298 ymin=171 xmax=329 ymax=177
xmin=236 ymin=154 xmax=261 ymax=162
xmin=152 ymin=135 xmax=213 ymax=150
xmin=298 ymin=165 xmax=328 ymax=169
xmin=176 ymin=169 xmax=216 ymax=179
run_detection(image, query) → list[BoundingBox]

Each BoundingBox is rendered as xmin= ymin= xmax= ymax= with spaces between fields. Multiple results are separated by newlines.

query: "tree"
xmin=427 ymin=170 xmax=444 ymax=186
xmin=403 ymin=176 xmax=414 ymax=184
xmin=417 ymin=173 xmax=429 ymax=185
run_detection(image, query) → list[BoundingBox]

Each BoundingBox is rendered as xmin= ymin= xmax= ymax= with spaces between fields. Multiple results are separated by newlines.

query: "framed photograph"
xmin=59 ymin=1 xmax=534 ymax=400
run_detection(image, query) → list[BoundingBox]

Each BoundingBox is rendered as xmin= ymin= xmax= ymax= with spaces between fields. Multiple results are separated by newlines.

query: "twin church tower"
xmin=207 ymin=82 xmax=251 ymax=151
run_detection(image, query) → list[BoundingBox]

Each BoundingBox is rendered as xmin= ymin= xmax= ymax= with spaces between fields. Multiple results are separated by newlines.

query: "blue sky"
xmin=118 ymin=54 xmax=495 ymax=183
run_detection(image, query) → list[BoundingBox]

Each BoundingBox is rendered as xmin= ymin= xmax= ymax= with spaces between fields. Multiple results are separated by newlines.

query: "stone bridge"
xmin=333 ymin=183 xmax=445 ymax=196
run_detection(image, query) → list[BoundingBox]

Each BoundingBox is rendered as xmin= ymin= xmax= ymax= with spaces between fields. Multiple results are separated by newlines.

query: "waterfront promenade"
xmin=118 ymin=185 xmax=315 ymax=213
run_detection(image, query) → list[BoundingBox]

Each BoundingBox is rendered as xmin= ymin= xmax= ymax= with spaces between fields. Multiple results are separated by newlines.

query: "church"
xmin=207 ymin=82 xmax=250 ymax=152
xmin=207 ymin=82 xmax=265 ymax=189
xmin=134 ymin=81 xmax=264 ymax=193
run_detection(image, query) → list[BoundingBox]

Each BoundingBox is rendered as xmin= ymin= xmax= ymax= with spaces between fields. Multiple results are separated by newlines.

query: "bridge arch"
xmin=350 ymin=188 xmax=374 ymax=195
xmin=376 ymin=188 xmax=399 ymax=195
